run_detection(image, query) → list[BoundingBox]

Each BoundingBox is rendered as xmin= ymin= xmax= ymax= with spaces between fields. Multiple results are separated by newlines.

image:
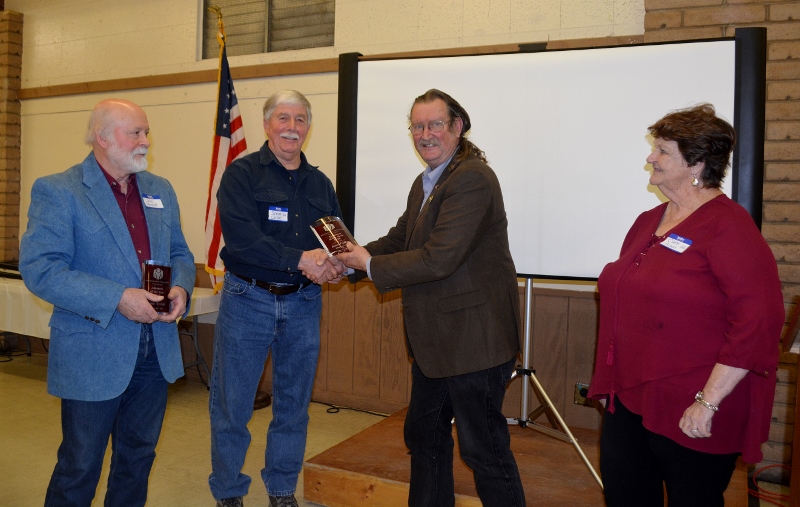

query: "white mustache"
xmin=133 ymin=147 xmax=148 ymax=156
xmin=281 ymin=132 xmax=300 ymax=141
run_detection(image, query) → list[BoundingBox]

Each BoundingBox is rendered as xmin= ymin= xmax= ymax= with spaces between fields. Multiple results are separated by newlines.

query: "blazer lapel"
xmin=405 ymin=177 xmax=425 ymax=249
xmin=406 ymin=158 xmax=459 ymax=248
xmin=137 ymin=174 xmax=166 ymax=264
xmin=82 ymin=155 xmax=142 ymax=278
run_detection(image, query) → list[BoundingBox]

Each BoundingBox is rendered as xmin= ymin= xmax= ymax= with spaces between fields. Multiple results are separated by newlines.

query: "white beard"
xmin=108 ymin=143 xmax=148 ymax=174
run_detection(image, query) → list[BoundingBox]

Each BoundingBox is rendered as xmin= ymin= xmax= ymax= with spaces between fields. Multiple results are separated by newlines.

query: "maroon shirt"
xmin=588 ymin=195 xmax=783 ymax=462
xmin=99 ymin=166 xmax=151 ymax=265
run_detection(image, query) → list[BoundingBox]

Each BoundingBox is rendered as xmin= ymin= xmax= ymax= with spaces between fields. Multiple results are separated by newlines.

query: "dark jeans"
xmin=44 ymin=325 xmax=168 ymax=507
xmin=404 ymin=358 xmax=526 ymax=507
xmin=600 ymin=398 xmax=739 ymax=507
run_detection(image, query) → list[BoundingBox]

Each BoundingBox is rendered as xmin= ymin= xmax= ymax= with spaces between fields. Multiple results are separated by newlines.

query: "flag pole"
xmin=204 ymin=6 xmax=248 ymax=292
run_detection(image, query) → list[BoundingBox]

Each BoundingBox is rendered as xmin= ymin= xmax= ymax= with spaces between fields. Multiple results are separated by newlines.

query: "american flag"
xmin=205 ymin=41 xmax=247 ymax=291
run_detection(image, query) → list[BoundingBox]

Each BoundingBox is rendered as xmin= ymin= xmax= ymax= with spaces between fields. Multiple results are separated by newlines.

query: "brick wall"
xmin=645 ymin=0 xmax=800 ymax=484
xmin=0 ymin=10 xmax=20 ymax=263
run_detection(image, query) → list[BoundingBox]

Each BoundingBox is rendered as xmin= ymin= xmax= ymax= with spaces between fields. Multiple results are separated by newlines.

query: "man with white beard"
xmin=20 ymin=98 xmax=195 ymax=507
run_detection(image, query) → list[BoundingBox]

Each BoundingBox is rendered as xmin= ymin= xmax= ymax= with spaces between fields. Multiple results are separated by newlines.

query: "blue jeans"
xmin=44 ymin=325 xmax=168 ymax=507
xmin=404 ymin=358 xmax=526 ymax=507
xmin=208 ymin=272 xmax=322 ymax=499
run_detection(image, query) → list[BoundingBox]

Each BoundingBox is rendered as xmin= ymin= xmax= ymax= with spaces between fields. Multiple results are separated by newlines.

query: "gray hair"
xmin=262 ymin=90 xmax=312 ymax=123
xmin=84 ymin=106 xmax=114 ymax=146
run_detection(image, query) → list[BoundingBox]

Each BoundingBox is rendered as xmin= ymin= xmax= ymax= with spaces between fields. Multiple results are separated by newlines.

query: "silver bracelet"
xmin=694 ymin=391 xmax=719 ymax=412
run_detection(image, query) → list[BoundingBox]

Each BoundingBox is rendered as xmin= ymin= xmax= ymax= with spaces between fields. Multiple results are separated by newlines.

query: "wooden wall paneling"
xmin=325 ymin=281 xmax=356 ymax=394
xmin=563 ymin=295 xmax=601 ymax=431
xmin=352 ymin=281 xmax=382 ymax=399
xmin=314 ymin=283 xmax=331 ymax=391
xmin=502 ymin=285 xmax=528 ymax=419
xmin=503 ymin=367 xmax=524 ymax=420
xmin=530 ymin=294 xmax=569 ymax=426
xmin=379 ymin=289 xmax=410 ymax=403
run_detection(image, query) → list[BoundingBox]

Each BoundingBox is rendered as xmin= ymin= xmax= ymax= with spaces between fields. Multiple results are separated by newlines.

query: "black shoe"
xmin=254 ymin=390 xmax=272 ymax=410
xmin=216 ymin=497 xmax=243 ymax=507
xmin=269 ymin=495 xmax=298 ymax=507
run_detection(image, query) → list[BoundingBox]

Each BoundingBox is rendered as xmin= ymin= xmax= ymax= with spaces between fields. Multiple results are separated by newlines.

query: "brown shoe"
xmin=254 ymin=390 xmax=272 ymax=410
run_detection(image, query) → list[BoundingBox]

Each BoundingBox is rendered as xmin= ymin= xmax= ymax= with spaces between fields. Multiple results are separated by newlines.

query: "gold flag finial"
xmin=207 ymin=5 xmax=225 ymax=45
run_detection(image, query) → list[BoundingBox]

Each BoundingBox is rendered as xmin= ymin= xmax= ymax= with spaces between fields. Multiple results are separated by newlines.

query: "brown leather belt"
xmin=231 ymin=272 xmax=312 ymax=295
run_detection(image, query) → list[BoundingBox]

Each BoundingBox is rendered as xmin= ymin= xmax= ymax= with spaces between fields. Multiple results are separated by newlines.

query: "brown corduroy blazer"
xmin=364 ymin=153 xmax=521 ymax=378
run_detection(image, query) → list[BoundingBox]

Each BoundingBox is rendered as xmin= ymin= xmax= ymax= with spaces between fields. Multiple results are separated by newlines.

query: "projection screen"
xmin=338 ymin=30 xmax=766 ymax=279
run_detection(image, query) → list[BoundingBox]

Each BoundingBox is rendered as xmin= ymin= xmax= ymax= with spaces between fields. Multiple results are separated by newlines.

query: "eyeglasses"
xmin=408 ymin=120 xmax=452 ymax=135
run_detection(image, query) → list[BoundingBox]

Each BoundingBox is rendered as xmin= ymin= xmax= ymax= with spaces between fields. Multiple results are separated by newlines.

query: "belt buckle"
xmin=268 ymin=283 xmax=297 ymax=295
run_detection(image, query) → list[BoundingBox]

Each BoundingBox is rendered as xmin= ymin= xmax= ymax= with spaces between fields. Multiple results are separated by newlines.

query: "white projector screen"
xmin=343 ymin=36 xmax=763 ymax=279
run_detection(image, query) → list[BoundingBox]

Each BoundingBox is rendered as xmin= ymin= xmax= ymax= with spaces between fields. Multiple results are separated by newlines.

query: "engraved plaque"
xmin=311 ymin=216 xmax=357 ymax=256
xmin=142 ymin=260 xmax=171 ymax=313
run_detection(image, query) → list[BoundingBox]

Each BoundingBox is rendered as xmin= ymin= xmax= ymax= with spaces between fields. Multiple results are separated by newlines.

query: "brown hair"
xmin=648 ymin=103 xmax=735 ymax=189
xmin=409 ymin=89 xmax=487 ymax=166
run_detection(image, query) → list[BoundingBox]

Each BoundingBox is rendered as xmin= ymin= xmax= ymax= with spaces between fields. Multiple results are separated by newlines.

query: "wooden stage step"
xmin=304 ymin=408 xmax=748 ymax=506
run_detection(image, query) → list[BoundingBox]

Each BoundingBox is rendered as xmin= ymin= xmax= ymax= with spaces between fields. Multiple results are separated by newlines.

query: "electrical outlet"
xmin=574 ymin=382 xmax=592 ymax=406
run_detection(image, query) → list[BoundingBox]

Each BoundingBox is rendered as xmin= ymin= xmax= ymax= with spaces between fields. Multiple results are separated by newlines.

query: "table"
xmin=0 ymin=277 xmax=219 ymax=378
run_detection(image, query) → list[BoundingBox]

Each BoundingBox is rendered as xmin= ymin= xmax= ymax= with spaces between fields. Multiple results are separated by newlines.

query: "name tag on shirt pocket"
xmin=660 ymin=233 xmax=692 ymax=253
xmin=268 ymin=206 xmax=289 ymax=222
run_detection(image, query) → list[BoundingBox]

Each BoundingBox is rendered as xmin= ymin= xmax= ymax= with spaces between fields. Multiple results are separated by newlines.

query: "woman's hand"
xmin=679 ymin=401 xmax=714 ymax=438
xmin=678 ymin=363 xmax=748 ymax=439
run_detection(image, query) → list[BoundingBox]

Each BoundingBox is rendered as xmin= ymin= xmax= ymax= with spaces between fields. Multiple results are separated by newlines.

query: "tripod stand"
xmin=506 ymin=278 xmax=603 ymax=489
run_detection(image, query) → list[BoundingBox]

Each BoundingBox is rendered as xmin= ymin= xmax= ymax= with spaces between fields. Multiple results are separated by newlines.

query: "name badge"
xmin=268 ymin=206 xmax=289 ymax=222
xmin=660 ymin=233 xmax=692 ymax=253
xmin=141 ymin=194 xmax=164 ymax=209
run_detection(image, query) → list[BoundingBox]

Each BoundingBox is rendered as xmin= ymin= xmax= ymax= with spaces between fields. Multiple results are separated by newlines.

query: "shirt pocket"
xmin=307 ymin=196 xmax=333 ymax=218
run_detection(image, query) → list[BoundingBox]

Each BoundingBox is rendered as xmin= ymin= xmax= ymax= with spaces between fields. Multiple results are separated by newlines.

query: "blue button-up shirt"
xmin=218 ymin=141 xmax=342 ymax=284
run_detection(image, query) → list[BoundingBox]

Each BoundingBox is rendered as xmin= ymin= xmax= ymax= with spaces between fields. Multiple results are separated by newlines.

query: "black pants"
xmin=600 ymin=398 xmax=739 ymax=507
xmin=404 ymin=358 xmax=526 ymax=507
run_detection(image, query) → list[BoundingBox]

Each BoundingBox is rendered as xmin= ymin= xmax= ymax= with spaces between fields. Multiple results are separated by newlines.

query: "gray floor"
xmin=0 ymin=351 xmax=384 ymax=507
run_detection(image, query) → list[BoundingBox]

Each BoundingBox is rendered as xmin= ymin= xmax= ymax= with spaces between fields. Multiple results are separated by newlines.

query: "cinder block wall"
xmin=645 ymin=0 xmax=800 ymax=483
xmin=0 ymin=10 xmax=21 ymax=262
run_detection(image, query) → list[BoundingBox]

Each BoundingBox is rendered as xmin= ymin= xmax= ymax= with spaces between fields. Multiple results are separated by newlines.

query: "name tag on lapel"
xmin=142 ymin=194 xmax=164 ymax=209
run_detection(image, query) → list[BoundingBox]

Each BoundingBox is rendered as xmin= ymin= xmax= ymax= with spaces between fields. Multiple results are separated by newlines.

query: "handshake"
xmin=299 ymin=242 xmax=372 ymax=285
xmin=302 ymin=216 xmax=372 ymax=285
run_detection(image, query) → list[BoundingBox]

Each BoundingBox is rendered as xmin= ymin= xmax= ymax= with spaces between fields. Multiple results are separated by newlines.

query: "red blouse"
xmin=587 ymin=195 xmax=783 ymax=463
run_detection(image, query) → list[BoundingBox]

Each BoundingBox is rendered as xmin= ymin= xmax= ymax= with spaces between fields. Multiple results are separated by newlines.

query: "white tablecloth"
xmin=0 ymin=277 xmax=219 ymax=340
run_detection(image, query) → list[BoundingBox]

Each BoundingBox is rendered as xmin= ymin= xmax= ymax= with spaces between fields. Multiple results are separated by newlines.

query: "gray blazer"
xmin=366 ymin=153 xmax=520 ymax=378
xmin=20 ymin=152 xmax=195 ymax=401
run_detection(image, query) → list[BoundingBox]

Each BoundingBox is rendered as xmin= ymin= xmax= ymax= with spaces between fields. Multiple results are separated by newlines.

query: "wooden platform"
xmin=304 ymin=408 xmax=749 ymax=507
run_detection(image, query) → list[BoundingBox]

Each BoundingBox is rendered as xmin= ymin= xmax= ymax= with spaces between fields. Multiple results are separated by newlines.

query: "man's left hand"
xmin=158 ymin=286 xmax=188 ymax=323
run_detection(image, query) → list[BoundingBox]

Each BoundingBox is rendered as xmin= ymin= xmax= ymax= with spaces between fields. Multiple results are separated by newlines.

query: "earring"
xmin=691 ymin=176 xmax=699 ymax=187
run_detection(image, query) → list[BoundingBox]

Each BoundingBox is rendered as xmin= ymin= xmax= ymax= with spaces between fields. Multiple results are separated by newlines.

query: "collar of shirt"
xmin=99 ymin=163 xmax=137 ymax=193
xmin=421 ymin=153 xmax=454 ymax=210
xmin=98 ymin=164 xmax=151 ymax=264
xmin=260 ymin=142 xmax=314 ymax=184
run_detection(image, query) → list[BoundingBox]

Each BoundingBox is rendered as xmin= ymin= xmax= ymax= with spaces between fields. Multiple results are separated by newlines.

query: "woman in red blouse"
xmin=587 ymin=104 xmax=784 ymax=507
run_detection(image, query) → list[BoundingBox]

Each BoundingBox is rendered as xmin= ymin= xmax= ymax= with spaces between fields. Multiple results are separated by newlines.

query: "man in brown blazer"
xmin=337 ymin=89 xmax=526 ymax=507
